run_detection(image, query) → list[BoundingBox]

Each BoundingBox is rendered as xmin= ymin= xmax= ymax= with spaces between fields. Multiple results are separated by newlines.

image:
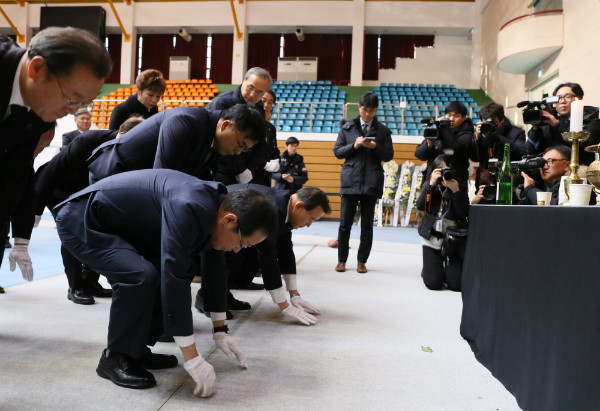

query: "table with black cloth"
xmin=460 ymin=204 xmax=600 ymax=411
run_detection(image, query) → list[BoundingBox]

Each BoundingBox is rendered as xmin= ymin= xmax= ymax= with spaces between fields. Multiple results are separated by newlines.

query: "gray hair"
xmin=244 ymin=67 xmax=272 ymax=86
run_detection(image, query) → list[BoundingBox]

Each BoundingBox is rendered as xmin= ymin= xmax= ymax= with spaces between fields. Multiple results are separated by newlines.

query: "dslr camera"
xmin=436 ymin=166 xmax=455 ymax=188
xmin=479 ymin=119 xmax=499 ymax=146
xmin=517 ymin=96 xmax=559 ymax=126
xmin=420 ymin=118 xmax=451 ymax=139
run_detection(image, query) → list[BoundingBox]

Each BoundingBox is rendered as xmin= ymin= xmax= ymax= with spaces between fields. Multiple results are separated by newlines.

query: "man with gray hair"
xmin=209 ymin=67 xmax=272 ymax=110
xmin=62 ymin=107 xmax=92 ymax=148
xmin=0 ymin=27 xmax=112 ymax=282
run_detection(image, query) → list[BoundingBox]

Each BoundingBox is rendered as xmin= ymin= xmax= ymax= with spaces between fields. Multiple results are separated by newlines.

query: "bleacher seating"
xmin=372 ymin=83 xmax=477 ymax=137
xmin=91 ymin=79 xmax=218 ymax=129
xmin=270 ymin=81 xmax=345 ymax=133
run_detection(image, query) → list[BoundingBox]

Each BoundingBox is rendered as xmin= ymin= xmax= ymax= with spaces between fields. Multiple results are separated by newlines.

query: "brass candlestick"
xmin=561 ymin=131 xmax=590 ymax=203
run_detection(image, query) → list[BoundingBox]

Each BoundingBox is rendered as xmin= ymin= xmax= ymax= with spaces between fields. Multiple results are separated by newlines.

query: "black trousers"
xmin=421 ymin=245 xmax=462 ymax=291
xmin=337 ymin=194 xmax=377 ymax=264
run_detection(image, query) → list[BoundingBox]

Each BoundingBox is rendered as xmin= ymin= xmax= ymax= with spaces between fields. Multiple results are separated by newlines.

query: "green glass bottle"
xmin=496 ymin=143 xmax=513 ymax=205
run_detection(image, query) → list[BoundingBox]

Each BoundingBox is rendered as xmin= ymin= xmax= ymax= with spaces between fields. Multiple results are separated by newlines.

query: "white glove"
xmin=183 ymin=355 xmax=216 ymax=397
xmin=291 ymin=295 xmax=321 ymax=315
xmin=269 ymin=287 xmax=287 ymax=304
xmin=33 ymin=215 xmax=41 ymax=228
xmin=9 ymin=244 xmax=34 ymax=281
xmin=282 ymin=305 xmax=317 ymax=326
xmin=213 ymin=332 xmax=248 ymax=368
xmin=282 ymin=274 xmax=297 ymax=292
xmin=235 ymin=169 xmax=253 ymax=184
xmin=264 ymin=159 xmax=280 ymax=172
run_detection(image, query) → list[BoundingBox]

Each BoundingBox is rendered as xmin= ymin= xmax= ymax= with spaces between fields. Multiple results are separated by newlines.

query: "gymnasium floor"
xmin=0 ymin=214 xmax=520 ymax=410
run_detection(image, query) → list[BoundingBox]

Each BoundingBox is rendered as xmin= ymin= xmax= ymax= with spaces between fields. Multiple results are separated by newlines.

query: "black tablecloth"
xmin=460 ymin=205 xmax=600 ymax=411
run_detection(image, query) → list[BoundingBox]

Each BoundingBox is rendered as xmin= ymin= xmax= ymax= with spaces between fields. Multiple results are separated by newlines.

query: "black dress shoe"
xmin=137 ymin=347 xmax=178 ymax=370
xmin=0 ymin=285 xmax=4 ymax=294
xmin=83 ymin=281 xmax=113 ymax=298
xmin=97 ymin=349 xmax=156 ymax=389
xmin=67 ymin=288 xmax=95 ymax=305
xmin=227 ymin=291 xmax=251 ymax=311
xmin=230 ymin=281 xmax=264 ymax=290
xmin=4 ymin=239 xmax=11 ymax=248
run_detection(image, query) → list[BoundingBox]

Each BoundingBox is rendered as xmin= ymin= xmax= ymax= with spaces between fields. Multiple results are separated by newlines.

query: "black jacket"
xmin=273 ymin=151 xmax=308 ymax=194
xmin=62 ymin=129 xmax=82 ymax=148
xmin=526 ymin=106 xmax=600 ymax=165
xmin=415 ymin=118 xmax=476 ymax=184
xmin=0 ymin=41 xmax=54 ymax=226
xmin=333 ymin=116 xmax=394 ymax=197
xmin=35 ymin=129 xmax=118 ymax=215
xmin=88 ymin=107 xmax=220 ymax=183
xmin=476 ymin=118 xmax=526 ymax=168
xmin=416 ymin=178 xmax=469 ymax=240
xmin=108 ymin=94 xmax=158 ymax=130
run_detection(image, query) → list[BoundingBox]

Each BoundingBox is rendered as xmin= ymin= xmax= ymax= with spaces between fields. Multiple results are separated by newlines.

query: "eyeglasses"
xmin=56 ymin=77 xmax=93 ymax=109
xmin=234 ymin=129 xmax=251 ymax=152
xmin=245 ymin=83 xmax=266 ymax=97
xmin=238 ymin=229 xmax=250 ymax=249
xmin=544 ymin=158 xmax=568 ymax=166
xmin=557 ymin=93 xmax=575 ymax=103
xmin=359 ymin=106 xmax=376 ymax=114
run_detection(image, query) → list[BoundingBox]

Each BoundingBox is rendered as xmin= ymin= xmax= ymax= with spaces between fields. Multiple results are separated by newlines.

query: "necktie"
xmin=363 ymin=123 xmax=369 ymax=136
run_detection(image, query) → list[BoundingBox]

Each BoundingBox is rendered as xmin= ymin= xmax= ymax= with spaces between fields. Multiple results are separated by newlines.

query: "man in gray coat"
xmin=333 ymin=92 xmax=394 ymax=273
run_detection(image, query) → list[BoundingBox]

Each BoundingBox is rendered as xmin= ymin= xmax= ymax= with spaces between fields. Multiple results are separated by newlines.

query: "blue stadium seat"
xmin=294 ymin=120 xmax=303 ymax=126
xmin=322 ymin=126 xmax=332 ymax=133
xmin=312 ymin=126 xmax=322 ymax=133
xmin=314 ymin=120 xmax=324 ymax=127
xmin=302 ymin=126 xmax=311 ymax=132
xmin=282 ymin=125 xmax=292 ymax=132
xmin=292 ymin=126 xmax=302 ymax=132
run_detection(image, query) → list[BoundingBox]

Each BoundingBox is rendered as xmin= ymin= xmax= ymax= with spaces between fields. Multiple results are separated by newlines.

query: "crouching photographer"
xmin=525 ymin=82 xmax=600 ymax=165
xmin=520 ymin=146 xmax=571 ymax=205
xmin=474 ymin=103 xmax=526 ymax=191
xmin=416 ymin=155 xmax=469 ymax=292
xmin=415 ymin=101 xmax=476 ymax=184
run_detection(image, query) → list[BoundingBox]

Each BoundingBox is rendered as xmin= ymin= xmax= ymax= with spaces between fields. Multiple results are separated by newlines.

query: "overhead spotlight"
xmin=295 ymin=27 xmax=305 ymax=42
xmin=178 ymin=28 xmax=192 ymax=42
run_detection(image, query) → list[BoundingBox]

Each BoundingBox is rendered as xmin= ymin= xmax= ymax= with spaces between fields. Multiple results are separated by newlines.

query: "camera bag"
xmin=440 ymin=226 xmax=468 ymax=260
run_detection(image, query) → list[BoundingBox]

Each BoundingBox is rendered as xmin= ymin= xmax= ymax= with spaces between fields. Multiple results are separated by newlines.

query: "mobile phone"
xmin=363 ymin=137 xmax=375 ymax=142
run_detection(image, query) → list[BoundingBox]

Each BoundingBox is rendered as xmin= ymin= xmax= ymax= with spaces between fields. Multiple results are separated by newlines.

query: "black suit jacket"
xmin=0 ymin=41 xmax=54 ymax=226
xmin=56 ymin=169 xmax=227 ymax=336
xmin=108 ymin=94 xmax=158 ymax=130
xmin=35 ymin=129 xmax=119 ymax=215
xmin=62 ymin=129 xmax=81 ymax=148
xmin=228 ymin=183 xmax=293 ymax=290
xmin=88 ymin=107 xmax=221 ymax=183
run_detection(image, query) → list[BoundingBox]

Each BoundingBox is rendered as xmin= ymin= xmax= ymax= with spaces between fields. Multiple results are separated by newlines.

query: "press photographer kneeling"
xmin=520 ymin=146 xmax=571 ymax=205
xmin=416 ymin=155 xmax=469 ymax=292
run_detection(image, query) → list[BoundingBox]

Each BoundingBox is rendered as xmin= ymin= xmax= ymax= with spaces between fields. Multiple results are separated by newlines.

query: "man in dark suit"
xmin=33 ymin=117 xmax=143 ymax=304
xmin=0 ymin=27 xmax=112 ymax=277
xmin=55 ymin=169 xmax=277 ymax=395
xmin=196 ymin=184 xmax=331 ymax=325
xmin=61 ymin=107 xmax=92 ymax=148
xmin=88 ymin=104 xmax=266 ymax=183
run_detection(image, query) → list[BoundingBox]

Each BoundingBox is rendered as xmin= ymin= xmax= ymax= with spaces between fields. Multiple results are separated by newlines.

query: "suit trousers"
xmin=337 ymin=194 xmax=377 ymax=264
xmin=57 ymin=224 xmax=163 ymax=359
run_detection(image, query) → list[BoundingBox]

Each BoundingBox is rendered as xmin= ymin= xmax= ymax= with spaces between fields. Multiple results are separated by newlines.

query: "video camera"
xmin=517 ymin=96 xmax=559 ymax=126
xmin=420 ymin=118 xmax=451 ymax=139
xmin=482 ymin=155 xmax=545 ymax=201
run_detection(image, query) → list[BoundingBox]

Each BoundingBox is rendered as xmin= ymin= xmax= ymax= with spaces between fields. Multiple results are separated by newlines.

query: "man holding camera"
xmin=474 ymin=103 xmax=526 ymax=185
xmin=526 ymin=82 xmax=600 ymax=165
xmin=521 ymin=146 xmax=571 ymax=205
xmin=415 ymin=101 xmax=476 ymax=184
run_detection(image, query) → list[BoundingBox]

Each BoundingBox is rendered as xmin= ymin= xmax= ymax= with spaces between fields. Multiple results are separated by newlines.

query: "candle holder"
xmin=561 ymin=131 xmax=590 ymax=204
xmin=584 ymin=144 xmax=600 ymax=205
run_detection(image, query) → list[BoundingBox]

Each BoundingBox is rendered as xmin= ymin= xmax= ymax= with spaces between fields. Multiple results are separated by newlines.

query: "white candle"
xmin=570 ymin=99 xmax=584 ymax=132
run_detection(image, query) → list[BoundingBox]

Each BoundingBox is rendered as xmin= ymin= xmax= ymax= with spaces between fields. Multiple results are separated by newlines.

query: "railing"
xmin=499 ymin=9 xmax=563 ymax=31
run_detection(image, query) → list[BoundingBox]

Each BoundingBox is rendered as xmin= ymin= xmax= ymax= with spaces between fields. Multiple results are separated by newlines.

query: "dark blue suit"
xmin=0 ymin=41 xmax=54 ymax=267
xmin=55 ymin=169 xmax=227 ymax=358
xmin=88 ymin=107 xmax=221 ymax=183
xmin=226 ymin=184 xmax=292 ymax=291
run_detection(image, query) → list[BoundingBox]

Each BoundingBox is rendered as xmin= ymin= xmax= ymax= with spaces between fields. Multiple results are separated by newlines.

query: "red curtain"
xmin=363 ymin=34 xmax=379 ymax=81
xmin=379 ymin=35 xmax=434 ymax=69
xmin=210 ymin=34 xmax=233 ymax=84
xmin=105 ymin=34 xmax=121 ymax=84
xmin=136 ymin=33 xmax=208 ymax=80
xmin=283 ymin=33 xmax=352 ymax=84
xmin=248 ymin=33 xmax=280 ymax=81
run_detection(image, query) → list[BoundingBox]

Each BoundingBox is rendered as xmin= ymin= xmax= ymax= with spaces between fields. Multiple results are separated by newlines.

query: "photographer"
xmin=416 ymin=155 xmax=469 ymax=292
xmin=526 ymin=82 xmax=600 ymax=165
xmin=520 ymin=146 xmax=571 ymax=205
xmin=474 ymin=103 xmax=526 ymax=187
xmin=415 ymin=101 xmax=476 ymax=184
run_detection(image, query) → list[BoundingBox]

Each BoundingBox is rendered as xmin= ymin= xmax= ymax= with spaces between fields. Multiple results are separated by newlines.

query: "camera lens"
xmin=482 ymin=185 xmax=496 ymax=201
xmin=441 ymin=167 xmax=454 ymax=181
